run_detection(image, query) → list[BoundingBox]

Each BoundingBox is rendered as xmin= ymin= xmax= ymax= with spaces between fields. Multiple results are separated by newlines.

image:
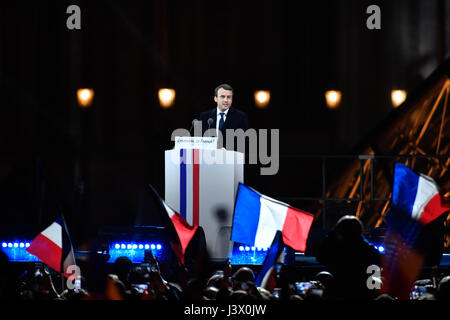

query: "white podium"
xmin=165 ymin=137 xmax=244 ymax=260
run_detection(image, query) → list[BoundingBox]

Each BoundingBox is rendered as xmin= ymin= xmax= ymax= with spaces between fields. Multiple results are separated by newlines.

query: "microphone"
xmin=189 ymin=119 xmax=199 ymax=134
xmin=207 ymin=118 xmax=214 ymax=129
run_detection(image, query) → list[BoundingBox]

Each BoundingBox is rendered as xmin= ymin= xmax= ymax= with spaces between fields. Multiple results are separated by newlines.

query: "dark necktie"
xmin=218 ymin=112 xmax=225 ymax=132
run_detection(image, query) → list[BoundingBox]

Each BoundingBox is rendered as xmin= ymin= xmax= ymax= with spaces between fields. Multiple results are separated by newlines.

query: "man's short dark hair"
xmin=214 ymin=84 xmax=233 ymax=96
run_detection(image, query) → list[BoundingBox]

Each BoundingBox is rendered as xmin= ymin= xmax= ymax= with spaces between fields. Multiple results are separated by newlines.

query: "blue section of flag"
xmin=58 ymin=215 xmax=74 ymax=272
xmin=180 ymin=149 xmax=187 ymax=219
xmin=392 ymin=163 xmax=419 ymax=215
xmin=255 ymin=231 xmax=284 ymax=286
xmin=385 ymin=208 xmax=422 ymax=244
xmin=231 ymin=183 xmax=261 ymax=246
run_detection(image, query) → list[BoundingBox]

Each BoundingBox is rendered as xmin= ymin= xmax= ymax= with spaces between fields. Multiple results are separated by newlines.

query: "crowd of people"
xmin=0 ymin=216 xmax=449 ymax=301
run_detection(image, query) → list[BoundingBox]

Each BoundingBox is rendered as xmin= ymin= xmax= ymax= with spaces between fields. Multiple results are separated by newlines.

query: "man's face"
xmin=214 ymin=88 xmax=233 ymax=112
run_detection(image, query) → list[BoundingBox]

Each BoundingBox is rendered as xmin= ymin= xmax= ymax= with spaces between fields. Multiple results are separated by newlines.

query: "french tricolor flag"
xmin=162 ymin=199 xmax=198 ymax=264
xmin=26 ymin=215 xmax=76 ymax=277
xmin=231 ymin=183 xmax=314 ymax=252
xmin=392 ymin=163 xmax=449 ymax=225
xmin=148 ymin=184 xmax=198 ymax=264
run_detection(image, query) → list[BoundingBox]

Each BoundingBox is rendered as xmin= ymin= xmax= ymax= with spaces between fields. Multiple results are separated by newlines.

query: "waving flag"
xmin=381 ymin=163 xmax=449 ymax=299
xmin=381 ymin=208 xmax=424 ymax=299
xmin=392 ymin=163 xmax=449 ymax=224
xmin=26 ymin=215 xmax=76 ymax=277
xmin=231 ymin=183 xmax=314 ymax=252
xmin=148 ymin=184 xmax=198 ymax=264
xmin=255 ymin=231 xmax=285 ymax=290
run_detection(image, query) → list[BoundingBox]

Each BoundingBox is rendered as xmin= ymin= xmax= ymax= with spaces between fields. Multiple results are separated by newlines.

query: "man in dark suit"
xmin=199 ymin=84 xmax=248 ymax=151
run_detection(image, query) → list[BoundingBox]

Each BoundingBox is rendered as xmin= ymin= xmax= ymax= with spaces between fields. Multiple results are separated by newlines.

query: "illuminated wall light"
xmin=109 ymin=242 xmax=163 ymax=252
xmin=77 ymin=88 xmax=94 ymax=108
xmin=25 ymin=243 xmax=30 ymax=248
xmin=19 ymin=243 xmax=25 ymax=248
xmin=391 ymin=90 xmax=407 ymax=108
xmin=1 ymin=243 xmax=6 ymax=248
xmin=254 ymin=90 xmax=271 ymax=108
xmin=325 ymin=90 xmax=342 ymax=109
xmin=158 ymin=88 xmax=176 ymax=108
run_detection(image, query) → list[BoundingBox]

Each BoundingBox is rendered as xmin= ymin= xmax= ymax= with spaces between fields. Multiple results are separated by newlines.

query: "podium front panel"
xmin=165 ymin=149 xmax=243 ymax=260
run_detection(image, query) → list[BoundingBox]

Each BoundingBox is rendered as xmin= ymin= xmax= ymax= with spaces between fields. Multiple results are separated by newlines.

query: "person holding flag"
xmin=231 ymin=183 xmax=315 ymax=296
xmin=317 ymin=215 xmax=381 ymax=300
xmin=147 ymin=184 xmax=208 ymax=268
xmin=26 ymin=215 xmax=76 ymax=279
xmin=381 ymin=163 xmax=450 ymax=299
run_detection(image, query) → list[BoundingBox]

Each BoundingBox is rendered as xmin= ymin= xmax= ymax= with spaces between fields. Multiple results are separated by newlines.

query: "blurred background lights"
xmin=391 ymin=90 xmax=407 ymax=107
xmin=77 ymin=88 xmax=94 ymax=108
xmin=254 ymin=90 xmax=271 ymax=108
xmin=325 ymin=90 xmax=342 ymax=109
xmin=158 ymin=88 xmax=176 ymax=108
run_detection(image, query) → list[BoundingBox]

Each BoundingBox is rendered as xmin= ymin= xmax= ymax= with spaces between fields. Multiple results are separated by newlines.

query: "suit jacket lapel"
xmin=222 ymin=108 xmax=234 ymax=129
xmin=207 ymin=108 xmax=217 ymax=130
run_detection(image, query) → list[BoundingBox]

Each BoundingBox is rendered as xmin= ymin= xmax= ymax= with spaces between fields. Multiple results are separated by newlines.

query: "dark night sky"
xmin=0 ymin=0 xmax=449 ymax=244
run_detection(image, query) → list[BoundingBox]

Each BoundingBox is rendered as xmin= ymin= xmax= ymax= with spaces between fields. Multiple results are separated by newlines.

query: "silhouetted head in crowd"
xmin=317 ymin=214 xmax=381 ymax=300
xmin=315 ymin=271 xmax=334 ymax=287
xmin=334 ymin=215 xmax=364 ymax=241
xmin=231 ymin=267 xmax=254 ymax=290
xmin=85 ymin=252 xmax=110 ymax=295
xmin=0 ymin=250 xmax=17 ymax=299
xmin=114 ymin=256 xmax=132 ymax=288
xmin=183 ymin=278 xmax=205 ymax=300
xmin=207 ymin=271 xmax=231 ymax=290
xmin=374 ymin=293 xmax=395 ymax=301
xmin=128 ymin=266 xmax=147 ymax=285
xmin=315 ymin=270 xmax=337 ymax=299
xmin=203 ymin=286 xmax=219 ymax=300
xmin=257 ymin=287 xmax=274 ymax=301
xmin=437 ymin=275 xmax=450 ymax=300
xmin=230 ymin=289 xmax=252 ymax=301
xmin=215 ymin=287 xmax=232 ymax=301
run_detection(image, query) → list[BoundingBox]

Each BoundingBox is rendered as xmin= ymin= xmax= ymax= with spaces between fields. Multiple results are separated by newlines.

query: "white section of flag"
xmin=254 ymin=198 xmax=288 ymax=248
xmin=412 ymin=175 xmax=439 ymax=220
xmin=163 ymin=201 xmax=175 ymax=218
xmin=40 ymin=222 xmax=62 ymax=248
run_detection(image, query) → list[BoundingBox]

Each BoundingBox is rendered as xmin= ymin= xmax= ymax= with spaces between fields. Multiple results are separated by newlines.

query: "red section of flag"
xmin=381 ymin=233 xmax=424 ymax=299
xmin=170 ymin=211 xmax=198 ymax=264
xmin=193 ymin=149 xmax=200 ymax=226
xmin=281 ymin=207 xmax=314 ymax=252
xmin=418 ymin=193 xmax=449 ymax=224
xmin=26 ymin=233 xmax=62 ymax=272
